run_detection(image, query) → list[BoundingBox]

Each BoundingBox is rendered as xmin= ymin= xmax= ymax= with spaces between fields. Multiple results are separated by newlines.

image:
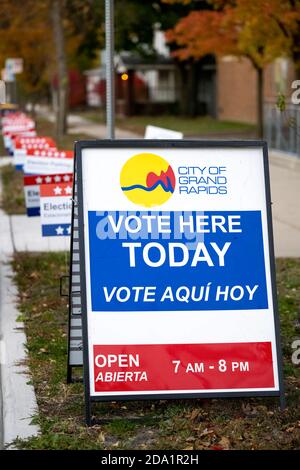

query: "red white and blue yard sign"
xmin=24 ymin=173 xmax=73 ymax=217
xmin=3 ymin=129 xmax=37 ymax=155
xmin=13 ymin=137 xmax=56 ymax=170
xmin=1 ymin=112 xmax=36 ymax=153
xmin=40 ymin=182 xmax=73 ymax=236
xmin=76 ymin=141 xmax=283 ymax=404
xmin=24 ymin=149 xmax=74 ymax=175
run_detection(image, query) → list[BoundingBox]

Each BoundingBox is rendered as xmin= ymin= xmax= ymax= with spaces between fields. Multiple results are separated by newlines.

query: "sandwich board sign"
xmin=75 ymin=140 xmax=284 ymax=424
xmin=67 ymin=172 xmax=84 ymax=381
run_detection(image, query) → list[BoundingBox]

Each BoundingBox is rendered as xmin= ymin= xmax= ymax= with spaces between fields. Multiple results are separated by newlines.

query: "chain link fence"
xmin=264 ymin=101 xmax=300 ymax=158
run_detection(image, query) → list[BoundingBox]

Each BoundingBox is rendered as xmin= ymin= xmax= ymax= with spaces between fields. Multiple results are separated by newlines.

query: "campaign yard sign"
xmin=24 ymin=173 xmax=72 ymax=217
xmin=13 ymin=137 xmax=56 ymax=169
xmin=40 ymin=182 xmax=72 ymax=236
xmin=24 ymin=149 xmax=74 ymax=175
xmin=76 ymin=140 xmax=284 ymax=423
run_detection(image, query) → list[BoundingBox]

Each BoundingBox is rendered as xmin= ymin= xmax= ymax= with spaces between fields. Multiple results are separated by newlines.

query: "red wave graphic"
xmin=146 ymin=165 xmax=175 ymax=191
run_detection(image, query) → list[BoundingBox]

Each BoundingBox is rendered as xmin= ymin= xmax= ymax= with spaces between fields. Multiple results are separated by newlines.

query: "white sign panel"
xmin=76 ymin=141 xmax=283 ymax=408
xmin=6 ymin=58 xmax=23 ymax=74
xmin=24 ymin=149 xmax=74 ymax=175
xmin=144 ymin=125 xmax=183 ymax=140
xmin=13 ymin=137 xmax=56 ymax=169
xmin=40 ymin=182 xmax=72 ymax=236
xmin=24 ymin=173 xmax=72 ymax=217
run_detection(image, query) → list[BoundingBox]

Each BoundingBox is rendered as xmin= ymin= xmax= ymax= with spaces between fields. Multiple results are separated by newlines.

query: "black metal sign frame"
xmin=75 ymin=139 xmax=285 ymax=426
xmin=67 ymin=160 xmax=83 ymax=383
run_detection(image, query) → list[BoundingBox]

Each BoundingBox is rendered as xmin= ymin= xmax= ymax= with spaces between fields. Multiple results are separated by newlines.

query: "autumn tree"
xmin=0 ymin=1 xmax=51 ymax=103
xmin=164 ymin=0 xmax=299 ymax=137
xmin=0 ymin=0 xmax=104 ymax=139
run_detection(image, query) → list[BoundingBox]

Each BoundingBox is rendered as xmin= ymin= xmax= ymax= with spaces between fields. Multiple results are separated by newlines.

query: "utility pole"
xmin=51 ymin=0 xmax=69 ymax=142
xmin=105 ymin=0 xmax=115 ymax=139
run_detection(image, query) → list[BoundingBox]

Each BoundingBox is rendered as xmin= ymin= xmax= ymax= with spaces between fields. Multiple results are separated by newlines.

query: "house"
xmin=217 ymin=56 xmax=295 ymax=124
xmin=84 ymin=30 xmax=295 ymax=127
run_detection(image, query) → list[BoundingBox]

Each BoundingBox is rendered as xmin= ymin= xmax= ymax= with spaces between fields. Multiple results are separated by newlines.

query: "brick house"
xmin=217 ymin=56 xmax=295 ymax=124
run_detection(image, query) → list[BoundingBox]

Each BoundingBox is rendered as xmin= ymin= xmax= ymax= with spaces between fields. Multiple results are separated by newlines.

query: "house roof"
xmin=118 ymin=51 xmax=175 ymax=71
xmin=84 ymin=51 xmax=176 ymax=76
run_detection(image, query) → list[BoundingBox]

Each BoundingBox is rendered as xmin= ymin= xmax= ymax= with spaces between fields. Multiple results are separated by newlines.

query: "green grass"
xmin=35 ymin=117 xmax=89 ymax=150
xmin=11 ymin=253 xmax=300 ymax=450
xmin=78 ymin=110 xmax=256 ymax=137
xmin=0 ymin=133 xmax=5 ymax=155
xmin=0 ymin=164 xmax=25 ymax=214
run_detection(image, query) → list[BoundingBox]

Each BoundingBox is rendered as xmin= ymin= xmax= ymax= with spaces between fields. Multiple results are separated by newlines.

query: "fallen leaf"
xmin=285 ymin=427 xmax=295 ymax=433
xmin=29 ymin=272 xmax=38 ymax=278
xmin=186 ymin=436 xmax=196 ymax=442
xmin=200 ymin=428 xmax=214 ymax=437
xmin=190 ymin=409 xmax=201 ymax=421
xmin=97 ymin=432 xmax=106 ymax=443
xmin=218 ymin=437 xmax=230 ymax=449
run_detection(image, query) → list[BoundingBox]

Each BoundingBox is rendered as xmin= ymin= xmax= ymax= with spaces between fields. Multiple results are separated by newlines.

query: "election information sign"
xmin=14 ymin=137 xmax=56 ymax=169
xmin=24 ymin=173 xmax=72 ymax=217
xmin=40 ymin=182 xmax=72 ymax=236
xmin=76 ymin=140 xmax=284 ymax=424
xmin=24 ymin=149 xmax=74 ymax=175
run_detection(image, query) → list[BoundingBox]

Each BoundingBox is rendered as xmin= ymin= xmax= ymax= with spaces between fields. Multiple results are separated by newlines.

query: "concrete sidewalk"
xmin=0 ymin=258 xmax=40 ymax=447
xmin=269 ymin=151 xmax=300 ymax=257
xmin=67 ymin=114 xmax=140 ymax=139
xmin=0 ymin=184 xmax=40 ymax=447
xmin=39 ymin=108 xmax=140 ymax=139
xmin=0 ymin=167 xmax=69 ymax=446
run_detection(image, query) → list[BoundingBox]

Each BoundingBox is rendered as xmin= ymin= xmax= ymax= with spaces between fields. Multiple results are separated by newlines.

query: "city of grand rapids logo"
xmin=120 ymin=153 xmax=176 ymax=207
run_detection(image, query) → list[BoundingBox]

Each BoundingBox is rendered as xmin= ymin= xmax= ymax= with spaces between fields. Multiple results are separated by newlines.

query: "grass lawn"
xmin=78 ymin=110 xmax=256 ymax=137
xmin=0 ymin=133 xmax=5 ymax=155
xmin=0 ymin=164 xmax=25 ymax=214
xmin=11 ymin=253 xmax=300 ymax=450
xmin=35 ymin=117 xmax=89 ymax=150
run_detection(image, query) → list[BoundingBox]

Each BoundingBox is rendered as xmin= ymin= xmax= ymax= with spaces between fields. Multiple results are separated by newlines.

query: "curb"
xmin=0 ymin=257 xmax=40 ymax=447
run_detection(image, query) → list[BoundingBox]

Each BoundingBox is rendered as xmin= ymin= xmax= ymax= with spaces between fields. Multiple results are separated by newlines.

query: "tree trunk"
xmin=177 ymin=60 xmax=198 ymax=117
xmin=292 ymin=50 xmax=300 ymax=80
xmin=187 ymin=61 xmax=198 ymax=117
xmin=256 ymin=66 xmax=264 ymax=139
xmin=51 ymin=0 xmax=68 ymax=142
xmin=177 ymin=62 xmax=189 ymax=115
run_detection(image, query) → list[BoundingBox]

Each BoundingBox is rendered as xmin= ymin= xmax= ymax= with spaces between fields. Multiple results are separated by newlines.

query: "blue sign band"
xmin=88 ymin=210 xmax=268 ymax=312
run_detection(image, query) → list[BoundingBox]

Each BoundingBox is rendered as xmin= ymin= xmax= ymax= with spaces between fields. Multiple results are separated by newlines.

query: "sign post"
xmin=75 ymin=140 xmax=284 ymax=425
xmin=105 ymin=0 xmax=115 ymax=139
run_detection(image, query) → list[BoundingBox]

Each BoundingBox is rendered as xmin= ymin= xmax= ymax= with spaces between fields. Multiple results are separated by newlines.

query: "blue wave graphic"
xmin=122 ymin=176 xmax=174 ymax=193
